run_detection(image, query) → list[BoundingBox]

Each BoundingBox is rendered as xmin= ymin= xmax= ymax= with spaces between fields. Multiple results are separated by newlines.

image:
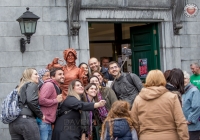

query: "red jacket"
xmin=39 ymin=79 xmax=58 ymax=124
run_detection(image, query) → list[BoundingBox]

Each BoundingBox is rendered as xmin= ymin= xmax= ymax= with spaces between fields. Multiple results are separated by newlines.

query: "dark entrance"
xmin=88 ymin=22 xmax=160 ymax=78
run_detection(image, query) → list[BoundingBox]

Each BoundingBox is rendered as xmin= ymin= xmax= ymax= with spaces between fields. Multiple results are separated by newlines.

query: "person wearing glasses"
xmin=108 ymin=61 xmax=143 ymax=107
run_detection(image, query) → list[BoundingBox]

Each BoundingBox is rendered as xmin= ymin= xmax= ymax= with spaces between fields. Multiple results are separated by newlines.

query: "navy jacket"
xmin=100 ymin=67 xmax=113 ymax=80
xmin=103 ymin=118 xmax=138 ymax=140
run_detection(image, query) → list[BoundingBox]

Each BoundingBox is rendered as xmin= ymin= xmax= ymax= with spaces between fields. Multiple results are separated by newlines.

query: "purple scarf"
xmin=97 ymin=91 xmax=108 ymax=122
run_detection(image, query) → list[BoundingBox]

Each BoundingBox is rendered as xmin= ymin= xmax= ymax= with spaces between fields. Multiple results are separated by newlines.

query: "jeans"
xmin=38 ymin=121 xmax=52 ymax=140
xmin=189 ymin=130 xmax=200 ymax=140
xmin=9 ymin=116 xmax=40 ymax=140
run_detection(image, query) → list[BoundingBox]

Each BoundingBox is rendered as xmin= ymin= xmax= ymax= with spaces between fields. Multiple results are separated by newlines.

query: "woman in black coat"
xmin=9 ymin=68 xmax=44 ymax=140
xmin=52 ymin=79 xmax=106 ymax=140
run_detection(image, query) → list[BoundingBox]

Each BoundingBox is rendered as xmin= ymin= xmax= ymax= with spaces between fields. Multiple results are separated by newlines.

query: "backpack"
xmin=1 ymin=89 xmax=21 ymax=124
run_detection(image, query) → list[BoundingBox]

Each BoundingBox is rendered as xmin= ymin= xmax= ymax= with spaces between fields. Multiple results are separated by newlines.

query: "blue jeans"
xmin=38 ymin=121 xmax=52 ymax=140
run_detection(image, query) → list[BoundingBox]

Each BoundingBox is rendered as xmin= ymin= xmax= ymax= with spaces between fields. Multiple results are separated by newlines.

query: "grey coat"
xmin=99 ymin=87 xmax=118 ymax=111
xmin=112 ymin=72 xmax=143 ymax=106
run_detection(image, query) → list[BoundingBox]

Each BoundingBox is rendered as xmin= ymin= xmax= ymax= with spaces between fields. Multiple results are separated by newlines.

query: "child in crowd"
xmin=101 ymin=101 xmax=138 ymax=140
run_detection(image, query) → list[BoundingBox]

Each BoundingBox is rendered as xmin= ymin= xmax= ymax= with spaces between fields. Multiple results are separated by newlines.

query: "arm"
xmin=130 ymin=97 xmax=140 ymax=134
xmin=64 ymin=96 xmax=95 ymax=111
xmin=187 ymin=89 xmax=200 ymax=124
xmin=131 ymin=129 xmax=138 ymax=140
xmin=107 ymin=88 xmax=118 ymax=105
xmin=39 ymin=82 xmax=58 ymax=107
xmin=26 ymin=83 xmax=43 ymax=119
xmin=131 ymin=74 xmax=143 ymax=92
xmin=173 ymin=95 xmax=189 ymax=140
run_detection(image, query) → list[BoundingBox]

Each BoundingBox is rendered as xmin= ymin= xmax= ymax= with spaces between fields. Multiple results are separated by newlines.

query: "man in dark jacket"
xmin=88 ymin=57 xmax=113 ymax=80
xmin=108 ymin=61 xmax=143 ymax=106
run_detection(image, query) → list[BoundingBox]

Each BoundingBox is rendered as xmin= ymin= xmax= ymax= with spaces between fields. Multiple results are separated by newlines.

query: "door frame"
xmin=87 ymin=21 xmax=163 ymax=71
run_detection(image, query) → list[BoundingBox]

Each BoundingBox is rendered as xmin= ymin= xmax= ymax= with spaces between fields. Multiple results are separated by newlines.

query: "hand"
xmin=81 ymin=133 xmax=86 ymax=140
xmin=56 ymin=94 xmax=63 ymax=102
xmin=98 ymin=100 xmax=106 ymax=107
xmin=53 ymin=57 xmax=59 ymax=64
xmin=42 ymin=115 xmax=45 ymax=121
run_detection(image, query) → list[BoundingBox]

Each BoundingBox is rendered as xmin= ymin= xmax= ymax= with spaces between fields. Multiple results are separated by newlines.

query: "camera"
xmin=122 ymin=47 xmax=132 ymax=56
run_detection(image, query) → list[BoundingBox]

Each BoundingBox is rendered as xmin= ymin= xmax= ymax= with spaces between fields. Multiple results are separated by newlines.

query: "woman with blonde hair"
xmin=101 ymin=101 xmax=138 ymax=140
xmin=9 ymin=68 xmax=44 ymax=140
xmin=130 ymin=70 xmax=189 ymax=140
xmin=52 ymin=79 xmax=106 ymax=140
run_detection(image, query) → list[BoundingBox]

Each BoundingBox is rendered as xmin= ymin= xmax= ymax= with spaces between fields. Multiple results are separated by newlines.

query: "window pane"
xmin=19 ymin=21 xmax=25 ymax=34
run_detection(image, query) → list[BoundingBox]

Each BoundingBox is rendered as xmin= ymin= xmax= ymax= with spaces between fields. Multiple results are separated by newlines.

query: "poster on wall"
xmin=139 ymin=58 xmax=148 ymax=78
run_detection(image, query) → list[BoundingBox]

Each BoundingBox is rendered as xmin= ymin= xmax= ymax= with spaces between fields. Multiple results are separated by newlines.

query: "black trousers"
xmin=9 ymin=116 xmax=40 ymax=140
xmin=189 ymin=130 xmax=200 ymax=140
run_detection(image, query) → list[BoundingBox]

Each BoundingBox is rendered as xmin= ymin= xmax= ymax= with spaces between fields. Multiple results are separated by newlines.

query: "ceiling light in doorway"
xmin=88 ymin=23 xmax=94 ymax=29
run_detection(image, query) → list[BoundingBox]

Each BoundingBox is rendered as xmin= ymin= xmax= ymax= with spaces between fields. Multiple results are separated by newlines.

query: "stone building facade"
xmin=0 ymin=0 xmax=199 ymax=139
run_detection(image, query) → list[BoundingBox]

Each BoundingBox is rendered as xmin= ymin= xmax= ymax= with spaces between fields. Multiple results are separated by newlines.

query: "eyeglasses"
xmin=109 ymin=66 xmax=118 ymax=70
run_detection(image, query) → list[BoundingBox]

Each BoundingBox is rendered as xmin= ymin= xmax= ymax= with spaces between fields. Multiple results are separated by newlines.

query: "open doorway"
xmin=88 ymin=22 xmax=160 ymax=77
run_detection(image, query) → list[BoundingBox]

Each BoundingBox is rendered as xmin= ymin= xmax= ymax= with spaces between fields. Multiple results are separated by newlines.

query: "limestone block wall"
xmin=180 ymin=0 xmax=200 ymax=74
xmin=0 ymin=0 xmax=68 ymax=139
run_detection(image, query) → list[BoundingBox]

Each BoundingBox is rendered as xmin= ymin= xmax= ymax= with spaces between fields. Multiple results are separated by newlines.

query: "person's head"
xmin=38 ymin=69 xmax=50 ymax=83
xmin=89 ymin=75 xmax=100 ymax=88
xmin=84 ymin=83 xmax=98 ymax=101
xmin=18 ymin=68 xmax=39 ymax=91
xmin=163 ymin=70 xmax=171 ymax=80
xmin=50 ymin=68 xmax=65 ymax=84
xmin=79 ymin=62 xmax=89 ymax=75
xmin=101 ymin=101 xmax=134 ymax=139
xmin=145 ymin=70 xmax=166 ymax=87
xmin=68 ymin=79 xmax=84 ymax=100
xmin=92 ymin=71 xmax=104 ymax=84
xmin=101 ymin=57 xmax=110 ymax=68
xmin=108 ymin=61 xmax=120 ymax=77
xmin=190 ymin=63 xmax=200 ymax=75
xmin=183 ymin=71 xmax=190 ymax=86
xmin=63 ymin=48 xmax=77 ymax=63
xmin=88 ymin=57 xmax=100 ymax=72
xmin=166 ymin=68 xmax=184 ymax=94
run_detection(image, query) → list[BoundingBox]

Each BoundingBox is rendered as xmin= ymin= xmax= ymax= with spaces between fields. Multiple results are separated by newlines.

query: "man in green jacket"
xmin=190 ymin=63 xmax=200 ymax=90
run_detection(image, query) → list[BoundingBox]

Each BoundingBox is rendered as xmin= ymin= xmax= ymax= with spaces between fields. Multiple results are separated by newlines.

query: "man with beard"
xmin=88 ymin=57 xmax=113 ymax=80
xmin=190 ymin=63 xmax=200 ymax=90
xmin=108 ymin=61 xmax=143 ymax=107
xmin=39 ymin=68 xmax=64 ymax=140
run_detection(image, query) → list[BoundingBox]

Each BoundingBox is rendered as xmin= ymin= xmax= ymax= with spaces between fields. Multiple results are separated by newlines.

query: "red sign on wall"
xmin=139 ymin=58 xmax=148 ymax=78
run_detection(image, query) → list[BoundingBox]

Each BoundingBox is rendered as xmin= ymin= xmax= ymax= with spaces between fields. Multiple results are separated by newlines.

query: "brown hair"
xmin=163 ymin=70 xmax=171 ymax=80
xmin=108 ymin=61 xmax=120 ymax=70
xmin=101 ymin=101 xmax=134 ymax=139
xmin=92 ymin=70 xmax=108 ymax=83
xmin=145 ymin=70 xmax=166 ymax=87
xmin=82 ymin=83 xmax=97 ymax=102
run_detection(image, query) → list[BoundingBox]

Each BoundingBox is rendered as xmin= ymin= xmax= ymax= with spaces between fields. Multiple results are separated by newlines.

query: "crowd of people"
xmin=8 ymin=48 xmax=200 ymax=140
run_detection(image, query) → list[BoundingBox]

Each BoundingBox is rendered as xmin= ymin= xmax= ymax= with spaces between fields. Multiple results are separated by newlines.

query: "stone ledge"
xmin=80 ymin=9 xmax=172 ymax=22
